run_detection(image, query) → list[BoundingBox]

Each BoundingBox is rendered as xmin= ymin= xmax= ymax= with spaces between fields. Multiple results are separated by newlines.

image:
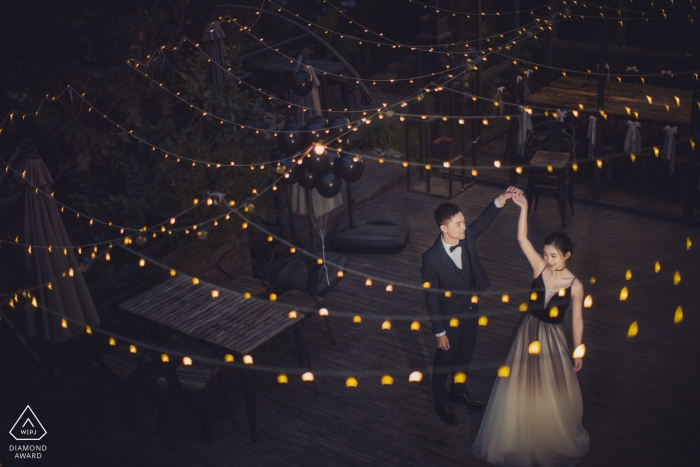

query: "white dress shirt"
xmin=435 ymin=198 xmax=504 ymax=337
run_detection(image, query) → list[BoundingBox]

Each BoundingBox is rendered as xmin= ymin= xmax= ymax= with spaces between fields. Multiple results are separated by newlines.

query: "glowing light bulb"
xmin=183 ymin=356 xmax=192 ymax=366
xmin=381 ymin=375 xmax=394 ymax=385
xmin=319 ymin=308 xmax=329 ymax=316
xmin=408 ymin=371 xmax=423 ymax=382
xmin=572 ymin=344 xmax=586 ymax=359
xmin=674 ymin=306 xmax=683 ymax=324
xmin=278 ymin=374 xmax=288 ymax=384
xmin=478 ymin=316 xmax=488 ymax=326
xmin=346 ymin=377 xmax=358 ymax=387
xmin=528 ymin=341 xmax=541 ymax=354
xmin=627 ymin=321 xmax=638 ymax=338
xmin=313 ymin=143 xmax=325 ymax=155
xmin=625 ymin=270 xmax=632 ymax=280
xmin=584 ymin=295 xmax=593 ymax=308
xmin=410 ymin=321 xmax=421 ymax=331
xmin=288 ymin=311 xmax=297 ymax=319
xmin=243 ymin=355 xmax=253 ymax=364
xmin=519 ymin=303 xmax=528 ymax=312
xmin=382 ymin=320 xmax=392 ymax=330
xmin=673 ymin=271 xmax=681 ymax=285
xmin=620 ymin=287 xmax=629 ymax=301
xmin=453 ymin=372 xmax=467 ymax=384
xmin=498 ymin=366 xmax=510 ymax=377
xmin=353 ymin=315 xmax=362 ymax=323
xmin=301 ymin=371 xmax=314 ymax=382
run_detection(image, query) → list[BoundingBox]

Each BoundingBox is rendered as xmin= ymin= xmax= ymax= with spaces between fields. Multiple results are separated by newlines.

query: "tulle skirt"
xmin=471 ymin=313 xmax=589 ymax=467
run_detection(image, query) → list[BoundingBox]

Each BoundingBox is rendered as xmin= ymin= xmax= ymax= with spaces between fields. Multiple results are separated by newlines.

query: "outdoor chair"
xmin=524 ymin=121 xmax=577 ymax=227
xmin=91 ymin=337 xmax=155 ymax=426
xmin=156 ymin=350 xmax=233 ymax=444
xmin=216 ymin=235 xmax=343 ymax=344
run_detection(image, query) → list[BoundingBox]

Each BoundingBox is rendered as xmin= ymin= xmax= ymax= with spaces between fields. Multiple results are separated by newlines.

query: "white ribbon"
xmin=625 ymin=66 xmax=639 ymax=73
xmin=495 ymin=87 xmax=505 ymax=115
xmin=587 ymin=116 xmax=597 ymax=159
xmin=556 ymin=109 xmax=566 ymax=122
xmin=517 ymin=107 xmax=533 ymax=157
xmin=661 ymin=70 xmax=674 ymax=77
xmin=624 ymin=121 xmax=642 ymax=157
xmin=663 ymin=125 xmax=678 ymax=174
xmin=522 ymin=69 xmax=533 ymax=98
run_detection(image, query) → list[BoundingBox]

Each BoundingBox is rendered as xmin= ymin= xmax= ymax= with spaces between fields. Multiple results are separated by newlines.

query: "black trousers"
xmin=432 ymin=309 xmax=479 ymax=406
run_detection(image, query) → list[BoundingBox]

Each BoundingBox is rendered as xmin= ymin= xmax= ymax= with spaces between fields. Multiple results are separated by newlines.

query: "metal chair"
xmin=156 ymin=351 xmax=233 ymax=444
xmin=524 ymin=121 xmax=577 ymax=227
xmin=91 ymin=338 xmax=154 ymax=426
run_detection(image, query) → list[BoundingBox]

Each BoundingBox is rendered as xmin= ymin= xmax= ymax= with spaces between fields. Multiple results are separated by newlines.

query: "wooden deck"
xmin=45 ymin=180 xmax=700 ymax=466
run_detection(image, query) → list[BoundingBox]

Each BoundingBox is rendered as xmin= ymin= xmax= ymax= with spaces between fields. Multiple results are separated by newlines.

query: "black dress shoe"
xmin=449 ymin=392 xmax=485 ymax=410
xmin=434 ymin=403 xmax=458 ymax=425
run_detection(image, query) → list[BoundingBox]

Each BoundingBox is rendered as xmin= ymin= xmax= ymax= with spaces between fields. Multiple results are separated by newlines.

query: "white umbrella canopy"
xmin=23 ymin=156 xmax=100 ymax=342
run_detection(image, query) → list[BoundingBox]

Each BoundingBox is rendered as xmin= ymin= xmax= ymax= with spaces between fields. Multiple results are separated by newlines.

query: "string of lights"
xmin=266 ymin=0 xmax=568 ymax=53
xmin=407 ymin=0 xmax=696 ymax=20
xmin=491 ymin=52 xmax=700 ymax=78
xmin=404 ymin=0 xmax=564 ymax=17
xmin=6 ymin=229 xmax=690 ymax=382
xmin=230 ymin=208 xmax=694 ymax=301
xmin=221 ymin=8 xmax=569 ymax=84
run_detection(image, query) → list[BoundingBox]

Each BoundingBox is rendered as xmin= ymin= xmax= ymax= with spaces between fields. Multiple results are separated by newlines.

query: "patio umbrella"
xmin=202 ymin=21 xmax=227 ymax=92
xmin=23 ymin=155 xmax=100 ymax=342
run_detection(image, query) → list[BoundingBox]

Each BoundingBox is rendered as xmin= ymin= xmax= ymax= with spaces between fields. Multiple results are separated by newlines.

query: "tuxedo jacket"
xmin=421 ymin=201 xmax=501 ymax=335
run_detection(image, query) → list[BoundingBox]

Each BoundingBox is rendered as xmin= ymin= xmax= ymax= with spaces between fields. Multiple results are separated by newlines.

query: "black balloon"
xmin=278 ymin=158 xmax=302 ymax=185
xmin=337 ymin=154 xmax=365 ymax=183
xmin=298 ymin=168 xmax=317 ymax=190
xmin=315 ymin=170 xmax=343 ymax=198
xmin=290 ymin=70 xmax=314 ymax=97
xmin=269 ymin=147 xmax=285 ymax=162
xmin=303 ymin=119 xmax=328 ymax=146
xmin=302 ymin=151 xmax=329 ymax=174
xmin=277 ymin=119 xmax=305 ymax=155
xmin=327 ymin=116 xmax=350 ymax=137
xmin=308 ymin=115 xmax=329 ymax=126
xmin=327 ymin=150 xmax=341 ymax=174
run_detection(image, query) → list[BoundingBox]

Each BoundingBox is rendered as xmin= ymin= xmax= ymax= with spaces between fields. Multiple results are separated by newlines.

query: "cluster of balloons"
xmin=271 ymin=113 xmax=365 ymax=198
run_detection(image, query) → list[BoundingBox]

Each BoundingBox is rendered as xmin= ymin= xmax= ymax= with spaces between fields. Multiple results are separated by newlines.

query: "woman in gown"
xmin=471 ymin=194 xmax=589 ymax=466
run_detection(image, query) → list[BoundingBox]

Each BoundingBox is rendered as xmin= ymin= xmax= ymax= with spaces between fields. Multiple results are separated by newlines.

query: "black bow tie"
xmin=449 ymin=241 xmax=462 ymax=253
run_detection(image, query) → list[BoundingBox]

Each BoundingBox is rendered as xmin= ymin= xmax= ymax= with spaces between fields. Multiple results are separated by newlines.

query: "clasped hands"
xmin=497 ymin=186 xmax=525 ymax=206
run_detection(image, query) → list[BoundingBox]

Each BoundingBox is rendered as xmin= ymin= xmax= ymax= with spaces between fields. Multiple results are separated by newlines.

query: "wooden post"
xmin=593 ymin=18 xmax=607 ymax=202
xmin=509 ymin=0 xmax=519 ymax=185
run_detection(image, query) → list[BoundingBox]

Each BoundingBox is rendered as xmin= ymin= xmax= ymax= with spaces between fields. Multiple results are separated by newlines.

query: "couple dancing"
xmin=421 ymin=187 xmax=589 ymax=466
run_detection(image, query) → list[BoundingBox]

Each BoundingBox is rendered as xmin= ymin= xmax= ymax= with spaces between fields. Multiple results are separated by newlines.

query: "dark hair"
xmin=543 ymin=231 xmax=575 ymax=258
xmin=434 ymin=203 xmax=461 ymax=227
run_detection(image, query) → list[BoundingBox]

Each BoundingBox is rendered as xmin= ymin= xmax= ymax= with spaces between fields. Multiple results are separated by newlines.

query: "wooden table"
xmin=248 ymin=55 xmax=348 ymax=108
xmin=526 ymin=150 xmax=573 ymax=228
xmin=525 ymin=76 xmax=692 ymax=126
xmin=119 ymin=275 xmax=314 ymax=443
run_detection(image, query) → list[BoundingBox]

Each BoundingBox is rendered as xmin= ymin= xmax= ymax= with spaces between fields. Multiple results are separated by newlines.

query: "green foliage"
xmin=3 ymin=0 xmax=278 ymax=254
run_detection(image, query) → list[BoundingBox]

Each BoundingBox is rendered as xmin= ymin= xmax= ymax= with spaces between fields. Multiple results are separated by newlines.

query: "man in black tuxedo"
xmin=421 ymin=187 xmax=520 ymax=425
